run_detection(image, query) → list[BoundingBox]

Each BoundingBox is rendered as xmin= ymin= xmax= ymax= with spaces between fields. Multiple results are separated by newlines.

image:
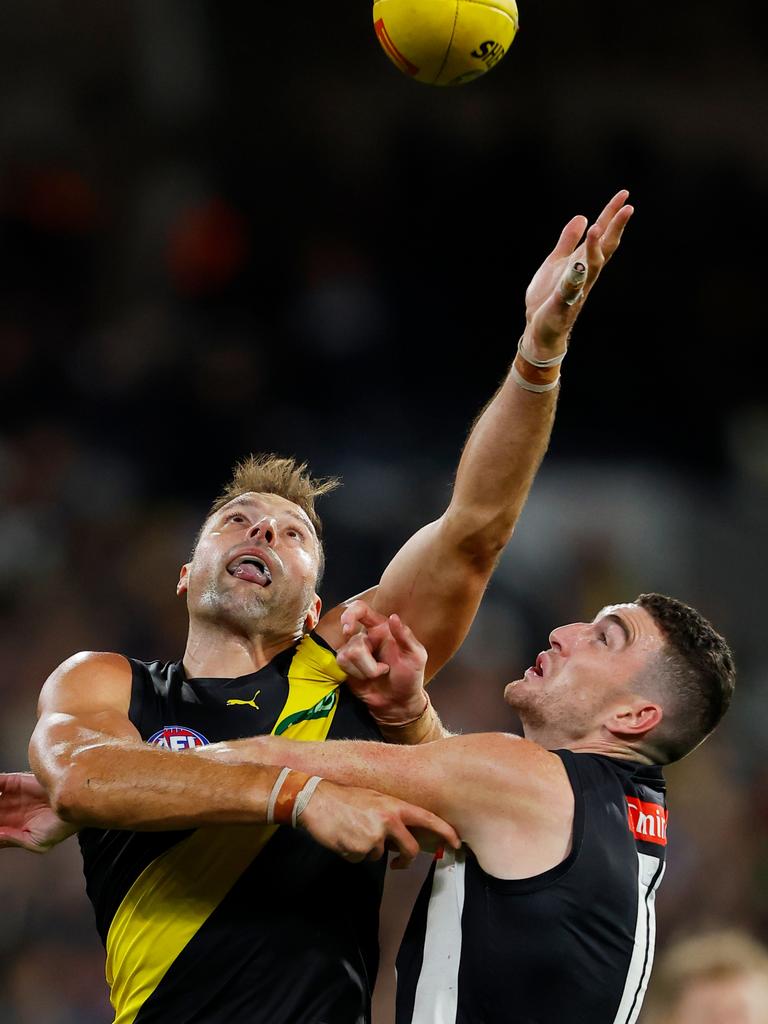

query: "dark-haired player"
xmin=234 ymin=593 xmax=735 ymax=1024
xmin=2 ymin=191 xmax=633 ymax=1024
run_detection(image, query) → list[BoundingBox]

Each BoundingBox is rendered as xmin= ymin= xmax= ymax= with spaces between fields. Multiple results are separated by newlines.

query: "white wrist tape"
xmin=517 ymin=335 xmax=566 ymax=368
xmin=292 ymin=775 xmax=324 ymax=827
xmin=266 ymin=767 xmax=291 ymax=825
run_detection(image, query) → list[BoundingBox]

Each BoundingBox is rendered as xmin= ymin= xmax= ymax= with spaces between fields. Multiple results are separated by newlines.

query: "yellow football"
xmin=373 ymin=0 xmax=519 ymax=86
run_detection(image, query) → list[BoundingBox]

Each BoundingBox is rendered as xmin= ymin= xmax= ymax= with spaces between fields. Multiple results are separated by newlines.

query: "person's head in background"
xmin=642 ymin=930 xmax=768 ymax=1024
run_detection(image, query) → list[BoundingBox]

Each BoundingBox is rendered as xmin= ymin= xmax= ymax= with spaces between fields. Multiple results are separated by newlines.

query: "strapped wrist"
xmin=375 ymin=693 xmax=440 ymax=745
xmin=512 ymin=334 xmax=565 ymax=393
xmin=267 ymin=768 xmax=316 ymax=826
xmin=372 ymin=691 xmax=430 ymax=729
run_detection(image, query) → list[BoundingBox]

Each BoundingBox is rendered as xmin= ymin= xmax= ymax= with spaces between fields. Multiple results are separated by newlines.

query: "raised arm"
xmin=317 ymin=191 xmax=633 ymax=681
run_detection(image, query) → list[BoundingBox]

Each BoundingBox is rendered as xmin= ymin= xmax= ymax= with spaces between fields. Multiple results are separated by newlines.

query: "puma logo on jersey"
xmin=226 ymin=690 xmax=261 ymax=709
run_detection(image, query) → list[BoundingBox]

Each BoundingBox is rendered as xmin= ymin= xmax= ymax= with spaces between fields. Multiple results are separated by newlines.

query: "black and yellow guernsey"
xmin=78 ymin=632 xmax=384 ymax=1024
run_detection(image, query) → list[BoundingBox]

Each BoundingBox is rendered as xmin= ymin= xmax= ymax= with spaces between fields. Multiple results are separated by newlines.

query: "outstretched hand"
xmin=338 ymin=601 xmax=429 ymax=725
xmin=523 ymin=189 xmax=633 ymax=359
xmin=0 ymin=772 xmax=76 ymax=853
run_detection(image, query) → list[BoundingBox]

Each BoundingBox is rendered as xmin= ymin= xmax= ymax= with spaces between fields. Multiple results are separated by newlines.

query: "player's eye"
xmin=287 ymin=527 xmax=304 ymax=540
xmin=227 ymin=513 xmax=247 ymax=524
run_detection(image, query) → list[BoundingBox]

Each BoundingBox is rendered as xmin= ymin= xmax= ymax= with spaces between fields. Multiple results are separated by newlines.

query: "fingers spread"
xmin=551 ymin=215 xmax=588 ymax=259
xmin=599 ymin=204 xmax=633 ymax=262
xmin=593 ymin=189 xmax=630 ymax=235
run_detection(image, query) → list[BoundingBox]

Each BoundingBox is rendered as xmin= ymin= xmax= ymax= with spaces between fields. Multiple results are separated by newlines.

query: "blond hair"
xmin=642 ymin=930 xmax=768 ymax=1022
xmin=199 ymin=454 xmax=340 ymax=583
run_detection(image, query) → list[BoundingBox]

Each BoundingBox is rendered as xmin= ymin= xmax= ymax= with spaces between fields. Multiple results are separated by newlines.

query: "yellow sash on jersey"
xmin=105 ymin=634 xmax=345 ymax=1024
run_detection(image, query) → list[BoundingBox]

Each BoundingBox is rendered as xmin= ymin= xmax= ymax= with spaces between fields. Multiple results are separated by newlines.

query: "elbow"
xmin=47 ymin=753 xmax=103 ymax=825
xmin=48 ymin=765 xmax=89 ymax=824
xmin=442 ymin=509 xmax=514 ymax=570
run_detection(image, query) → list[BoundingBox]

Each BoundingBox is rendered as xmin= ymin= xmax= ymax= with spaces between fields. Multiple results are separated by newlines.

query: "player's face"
xmin=177 ymin=492 xmax=322 ymax=637
xmin=670 ymin=972 xmax=768 ymax=1024
xmin=504 ymin=603 xmax=665 ymax=742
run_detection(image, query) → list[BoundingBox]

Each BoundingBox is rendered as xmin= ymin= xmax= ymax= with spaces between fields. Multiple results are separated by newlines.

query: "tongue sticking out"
xmin=231 ymin=563 xmax=270 ymax=586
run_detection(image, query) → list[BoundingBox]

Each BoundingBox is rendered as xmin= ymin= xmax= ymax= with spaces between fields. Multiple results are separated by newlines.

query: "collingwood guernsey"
xmin=396 ymin=751 xmax=667 ymax=1024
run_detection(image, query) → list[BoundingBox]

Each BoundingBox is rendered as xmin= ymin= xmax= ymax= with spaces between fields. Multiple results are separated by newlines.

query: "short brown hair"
xmin=199 ymin=454 xmax=340 ymax=584
xmin=633 ymin=593 xmax=735 ymax=764
xmin=642 ymin=930 xmax=768 ymax=1022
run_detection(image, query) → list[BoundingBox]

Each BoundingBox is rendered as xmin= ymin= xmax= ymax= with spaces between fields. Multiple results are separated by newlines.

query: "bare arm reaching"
xmin=317 ymin=190 xmax=633 ymax=682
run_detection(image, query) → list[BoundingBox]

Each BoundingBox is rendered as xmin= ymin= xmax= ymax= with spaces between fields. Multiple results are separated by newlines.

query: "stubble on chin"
xmin=505 ymin=682 xmax=547 ymax=732
xmin=196 ymin=579 xmax=270 ymax=628
xmin=196 ymin=577 xmax=314 ymax=641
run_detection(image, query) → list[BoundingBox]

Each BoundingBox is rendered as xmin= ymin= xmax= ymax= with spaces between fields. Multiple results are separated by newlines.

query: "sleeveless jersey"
xmin=78 ymin=632 xmax=385 ymax=1024
xmin=396 ymin=751 xmax=668 ymax=1024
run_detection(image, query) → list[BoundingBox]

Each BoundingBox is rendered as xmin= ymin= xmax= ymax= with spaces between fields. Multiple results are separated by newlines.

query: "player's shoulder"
xmin=445 ymin=732 xmax=573 ymax=807
xmin=449 ymin=731 xmax=560 ymax=765
xmin=40 ymin=652 xmax=133 ymax=709
xmin=50 ymin=650 xmax=132 ymax=681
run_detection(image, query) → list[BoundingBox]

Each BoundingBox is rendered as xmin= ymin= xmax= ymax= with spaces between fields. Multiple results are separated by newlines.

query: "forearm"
xmin=445 ymin=354 xmax=558 ymax=558
xmin=207 ymin=734 xmax=433 ymax=810
xmin=33 ymin=739 xmax=282 ymax=831
xmin=201 ymin=732 xmax=472 ymax=833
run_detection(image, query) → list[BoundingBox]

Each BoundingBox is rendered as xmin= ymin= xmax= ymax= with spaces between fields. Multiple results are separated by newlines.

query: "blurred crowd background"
xmin=1 ymin=1 xmax=767 ymax=1021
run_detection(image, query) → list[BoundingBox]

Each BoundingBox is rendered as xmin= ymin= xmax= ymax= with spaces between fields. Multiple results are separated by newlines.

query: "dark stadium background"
xmin=1 ymin=2 xmax=766 ymax=1020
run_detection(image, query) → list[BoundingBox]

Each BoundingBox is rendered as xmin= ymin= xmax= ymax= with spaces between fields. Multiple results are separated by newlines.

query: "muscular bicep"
xmin=318 ymin=519 xmax=494 ymax=682
xmin=369 ymin=518 xmax=494 ymax=680
xmin=29 ymin=652 xmax=138 ymax=793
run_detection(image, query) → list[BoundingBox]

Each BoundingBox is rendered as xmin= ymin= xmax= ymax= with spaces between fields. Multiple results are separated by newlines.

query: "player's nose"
xmin=548 ymin=622 xmax=585 ymax=654
xmin=248 ymin=516 xmax=277 ymax=546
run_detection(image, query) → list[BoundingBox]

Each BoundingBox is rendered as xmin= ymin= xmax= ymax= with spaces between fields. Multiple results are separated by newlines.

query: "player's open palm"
xmin=298 ymin=779 xmax=458 ymax=870
xmin=0 ymin=772 xmax=76 ymax=853
xmin=524 ymin=189 xmax=633 ymax=354
xmin=338 ymin=604 xmax=428 ymax=725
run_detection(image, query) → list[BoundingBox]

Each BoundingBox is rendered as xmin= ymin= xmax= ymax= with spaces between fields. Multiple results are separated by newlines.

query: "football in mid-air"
xmin=373 ymin=0 xmax=519 ymax=86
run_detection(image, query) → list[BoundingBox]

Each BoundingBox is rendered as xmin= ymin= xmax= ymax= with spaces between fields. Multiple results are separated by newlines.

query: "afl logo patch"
xmin=148 ymin=725 xmax=210 ymax=751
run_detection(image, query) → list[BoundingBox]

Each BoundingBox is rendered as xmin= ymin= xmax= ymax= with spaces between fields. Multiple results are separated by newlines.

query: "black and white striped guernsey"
xmin=396 ymin=750 xmax=667 ymax=1024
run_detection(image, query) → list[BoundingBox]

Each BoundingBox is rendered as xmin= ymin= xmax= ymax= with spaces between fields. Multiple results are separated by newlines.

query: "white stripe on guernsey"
xmin=411 ymin=848 xmax=466 ymax=1024
xmin=612 ymin=852 xmax=666 ymax=1024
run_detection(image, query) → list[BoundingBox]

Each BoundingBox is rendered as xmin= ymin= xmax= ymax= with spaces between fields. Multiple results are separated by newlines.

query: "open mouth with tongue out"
xmin=227 ymin=554 xmax=273 ymax=587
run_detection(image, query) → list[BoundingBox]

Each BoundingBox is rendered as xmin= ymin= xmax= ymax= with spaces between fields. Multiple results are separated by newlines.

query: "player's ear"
xmin=304 ymin=594 xmax=322 ymax=632
xmin=607 ymin=701 xmax=663 ymax=740
xmin=177 ymin=563 xmax=191 ymax=597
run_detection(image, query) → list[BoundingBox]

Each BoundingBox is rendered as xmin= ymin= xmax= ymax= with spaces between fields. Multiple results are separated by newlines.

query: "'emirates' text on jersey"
xmin=396 ymin=751 xmax=667 ymax=1024
xmin=78 ymin=633 xmax=384 ymax=1024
